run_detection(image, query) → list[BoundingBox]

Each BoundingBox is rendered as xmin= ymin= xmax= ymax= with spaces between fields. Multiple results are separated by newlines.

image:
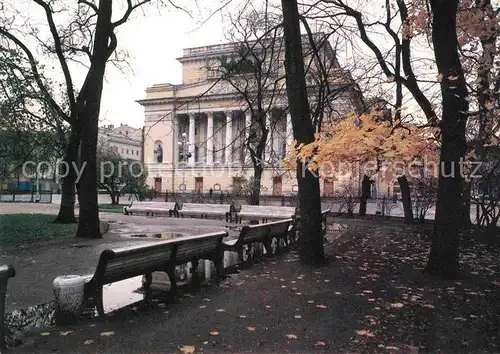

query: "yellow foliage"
xmin=284 ymin=109 xmax=440 ymax=179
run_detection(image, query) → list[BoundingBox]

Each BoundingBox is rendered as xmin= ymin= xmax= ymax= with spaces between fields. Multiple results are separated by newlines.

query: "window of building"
xmin=126 ymin=149 xmax=129 ymax=154
xmin=136 ymin=151 xmax=139 ymax=156
xmin=121 ymin=148 xmax=124 ymax=153
xmin=126 ymin=131 xmax=128 ymax=136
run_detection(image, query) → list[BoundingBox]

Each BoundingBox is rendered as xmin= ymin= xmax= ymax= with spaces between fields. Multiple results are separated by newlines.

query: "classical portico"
xmin=172 ymin=108 xmax=292 ymax=168
xmin=137 ymin=35 xmax=362 ymax=196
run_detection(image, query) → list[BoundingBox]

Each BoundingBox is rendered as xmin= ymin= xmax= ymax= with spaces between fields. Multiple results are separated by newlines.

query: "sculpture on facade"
xmin=154 ymin=143 xmax=163 ymax=163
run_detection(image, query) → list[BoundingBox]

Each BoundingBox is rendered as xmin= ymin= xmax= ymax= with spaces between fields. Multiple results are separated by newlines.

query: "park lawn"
xmin=0 ymin=213 xmax=77 ymax=247
xmin=99 ymin=204 xmax=127 ymax=213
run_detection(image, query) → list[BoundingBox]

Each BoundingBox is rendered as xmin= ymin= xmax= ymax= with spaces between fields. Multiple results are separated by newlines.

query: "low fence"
xmin=147 ymin=191 xmax=498 ymax=227
xmin=0 ymin=190 xmax=53 ymax=203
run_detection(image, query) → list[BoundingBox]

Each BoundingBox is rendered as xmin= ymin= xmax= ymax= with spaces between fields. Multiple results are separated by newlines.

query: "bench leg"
xmin=95 ymin=286 xmax=105 ymax=317
xmin=213 ymin=253 xmax=224 ymax=281
xmin=143 ymin=272 xmax=152 ymax=289
xmin=190 ymin=260 xmax=199 ymax=282
xmin=166 ymin=266 xmax=177 ymax=291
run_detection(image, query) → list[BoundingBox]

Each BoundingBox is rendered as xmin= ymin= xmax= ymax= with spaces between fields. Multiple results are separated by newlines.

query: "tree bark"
xmin=359 ymin=175 xmax=371 ymax=216
xmin=461 ymin=181 xmax=472 ymax=228
xmin=281 ymin=0 xmax=324 ymax=265
xmin=54 ymin=128 xmax=80 ymax=224
xmin=425 ymin=0 xmax=468 ymax=278
xmin=249 ymin=167 xmax=263 ymax=205
xmin=76 ymin=0 xmax=113 ymax=238
xmin=398 ymin=175 xmax=414 ymax=224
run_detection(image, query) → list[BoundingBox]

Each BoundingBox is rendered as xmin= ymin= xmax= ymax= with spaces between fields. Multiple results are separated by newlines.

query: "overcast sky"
xmin=98 ymin=3 xmax=231 ymax=129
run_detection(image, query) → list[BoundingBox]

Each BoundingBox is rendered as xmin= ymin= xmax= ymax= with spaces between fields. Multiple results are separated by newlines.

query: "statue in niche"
xmin=154 ymin=143 xmax=163 ymax=163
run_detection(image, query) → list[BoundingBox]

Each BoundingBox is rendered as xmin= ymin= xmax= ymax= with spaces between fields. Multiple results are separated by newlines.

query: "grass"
xmin=0 ymin=214 xmax=77 ymax=247
xmin=98 ymin=204 xmax=128 ymax=213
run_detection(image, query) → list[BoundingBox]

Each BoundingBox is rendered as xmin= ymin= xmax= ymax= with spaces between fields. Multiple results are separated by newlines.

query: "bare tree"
xmin=281 ymin=0 xmax=325 ymax=265
xmin=0 ymin=0 xmax=184 ymax=237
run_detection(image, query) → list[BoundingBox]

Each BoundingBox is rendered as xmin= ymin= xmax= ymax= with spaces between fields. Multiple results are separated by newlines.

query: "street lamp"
xmin=178 ymin=132 xmax=191 ymax=194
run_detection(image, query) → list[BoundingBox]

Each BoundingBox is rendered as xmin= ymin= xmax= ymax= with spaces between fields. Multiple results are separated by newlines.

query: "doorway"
xmin=323 ymin=178 xmax=334 ymax=196
xmin=195 ymin=177 xmax=203 ymax=192
xmin=154 ymin=178 xmax=162 ymax=193
xmin=272 ymin=176 xmax=282 ymax=196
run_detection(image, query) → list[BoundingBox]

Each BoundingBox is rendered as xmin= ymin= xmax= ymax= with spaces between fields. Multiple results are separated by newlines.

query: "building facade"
xmin=138 ymin=34 xmax=365 ymax=196
xmin=98 ymin=124 xmax=143 ymax=161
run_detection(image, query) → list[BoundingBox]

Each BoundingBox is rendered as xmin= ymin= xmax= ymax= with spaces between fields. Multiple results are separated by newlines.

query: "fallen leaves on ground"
xmin=60 ymin=331 xmax=73 ymax=336
xmin=209 ymin=331 xmax=219 ymax=336
xmin=100 ymin=331 xmax=115 ymax=337
xmin=316 ymin=304 xmax=328 ymax=309
xmin=83 ymin=339 xmax=94 ymax=345
xmin=294 ymin=314 xmax=302 ymax=319
xmin=314 ymin=341 xmax=327 ymax=346
xmin=390 ymin=302 xmax=404 ymax=308
xmin=40 ymin=332 xmax=50 ymax=336
xmin=247 ymin=327 xmax=256 ymax=331
xmin=356 ymin=329 xmax=375 ymax=337
xmin=179 ymin=345 xmax=196 ymax=354
xmin=216 ymin=309 xmax=225 ymax=312
xmin=285 ymin=334 xmax=298 ymax=340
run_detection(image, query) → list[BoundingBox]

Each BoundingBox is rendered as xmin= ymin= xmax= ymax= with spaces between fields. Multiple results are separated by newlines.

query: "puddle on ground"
xmin=5 ymin=241 xmax=289 ymax=347
xmin=128 ymin=232 xmax=186 ymax=239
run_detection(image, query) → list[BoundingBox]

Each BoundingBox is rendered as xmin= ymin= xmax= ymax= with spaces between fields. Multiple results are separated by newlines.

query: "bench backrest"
xmin=175 ymin=231 xmax=227 ymax=263
xmin=239 ymin=205 xmax=295 ymax=216
xmin=131 ymin=201 xmax=176 ymax=209
xmin=95 ymin=241 xmax=176 ymax=284
xmin=267 ymin=219 xmax=292 ymax=238
xmin=240 ymin=223 xmax=270 ymax=244
xmin=179 ymin=203 xmax=231 ymax=213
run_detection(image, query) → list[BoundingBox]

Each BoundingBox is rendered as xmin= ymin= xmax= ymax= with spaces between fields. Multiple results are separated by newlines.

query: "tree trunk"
xmin=249 ymin=166 xmax=263 ymax=205
xmin=110 ymin=192 xmax=117 ymax=205
xmin=76 ymin=0 xmax=113 ymax=238
xmin=281 ymin=0 xmax=324 ymax=265
xmin=461 ymin=181 xmax=471 ymax=228
xmin=398 ymin=176 xmax=414 ymax=224
xmin=425 ymin=0 xmax=468 ymax=278
xmin=359 ymin=175 xmax=371 ymax=216
xmin=54 ymin=128 xmax=80 ymax=224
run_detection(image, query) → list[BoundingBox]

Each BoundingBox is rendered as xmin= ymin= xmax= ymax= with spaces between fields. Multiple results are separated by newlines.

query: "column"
xmin=225 ymin=111 xmax=232 ymax=165
xmin=245 ymin=111 xmax=252 ymax=141
xmin=264 ymin=112 xmax=271 ymax=164
xmin=245 ymin=111 xmax=252 ymax=165
xmin=207 ymin=112 xmax=214 ymax=165
xmin=286 ymin=112 xmax=293 ymax=150
xmin=188 ymin=113 xmax=195 ymax=166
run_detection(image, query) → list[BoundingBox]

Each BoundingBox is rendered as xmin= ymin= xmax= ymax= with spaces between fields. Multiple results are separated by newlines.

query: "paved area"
xmin=0 ymin=203 xmax=232 ymax=312
xmin=9 ymin=222 xmax=500 ymax=353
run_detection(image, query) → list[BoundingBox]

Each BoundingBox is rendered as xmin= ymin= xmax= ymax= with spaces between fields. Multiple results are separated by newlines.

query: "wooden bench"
xmin=235 ymin=205 xmax=297 ymax=223
xmin=83 ymin=231 xmax=226 ymax=316
xmin=222 ymin=219 xmax=292 ymax=262
xmin=177 ymin=203 xmax=233 ymax=222
xmin=123 ymin=201 xmax=177 ymax=217
xmin=290 ymin=208 xmax=331 ymax=242
xmin=0 ymin=265 xmax=15 ymax=350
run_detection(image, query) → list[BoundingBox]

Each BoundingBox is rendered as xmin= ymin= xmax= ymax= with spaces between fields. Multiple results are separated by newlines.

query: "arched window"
xmin=154 ymin=140 xmax=163 ymax=163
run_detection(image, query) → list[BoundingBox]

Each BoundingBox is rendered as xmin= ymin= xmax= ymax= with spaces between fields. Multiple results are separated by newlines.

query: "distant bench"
xmin=290 ymin=208 xmax=331 ymax=242
xmin=235 ymin=205 xmax=297 ymax=223
xmin=0 ymin=265 xmax=15 ymax=350
xmin=123 ymin=201 xmax=177 ymax=216
xmin=176 ymin=203 xmax=233 ymax=222
xmin=223 ymin=219 xmax=293 ymax=262
xmin=83 ymin=231 xmax=226 ymax=316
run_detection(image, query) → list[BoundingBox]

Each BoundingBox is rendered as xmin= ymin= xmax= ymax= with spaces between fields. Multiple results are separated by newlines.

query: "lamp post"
xmin=177 ymin=132 xmax=191 ymax=194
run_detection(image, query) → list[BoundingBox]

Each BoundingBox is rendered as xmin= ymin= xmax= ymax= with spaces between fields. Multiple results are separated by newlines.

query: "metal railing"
xmin=0 ymin=190 xmax=53 ymax=203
